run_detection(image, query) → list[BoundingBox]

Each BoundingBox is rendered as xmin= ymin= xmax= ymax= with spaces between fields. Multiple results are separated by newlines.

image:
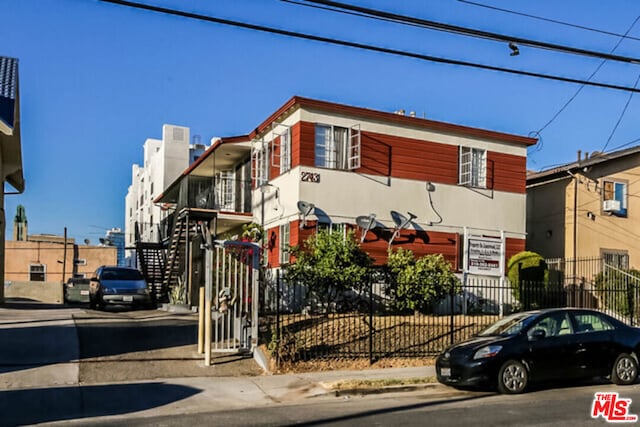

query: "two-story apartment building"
xmin=527 ymin=147 xmax=640 ymax=270
xmin=153 ymin=96 xmax=536 ymax=304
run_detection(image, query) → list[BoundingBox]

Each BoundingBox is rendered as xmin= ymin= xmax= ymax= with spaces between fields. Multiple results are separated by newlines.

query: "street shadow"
xmin=0 ymin=382 xmax=201 ymax=426
xmin=2 ymin=299 xmax=71 ymax=310
xmin=282 ymin=394 xmax=492 ymax=427
xmin=0 ymin=319 xmax=198 ymax=375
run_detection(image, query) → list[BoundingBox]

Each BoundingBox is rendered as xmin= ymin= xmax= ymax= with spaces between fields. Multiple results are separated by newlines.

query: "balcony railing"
xmin=176 ymin=175 xmax=252 ymax=213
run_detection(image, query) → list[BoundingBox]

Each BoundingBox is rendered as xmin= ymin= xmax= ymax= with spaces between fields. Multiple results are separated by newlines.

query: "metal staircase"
xmin=163 ymin=208 xmax=217 ymax=302
xmin=135 ymin=222 xmax=167 ymax=303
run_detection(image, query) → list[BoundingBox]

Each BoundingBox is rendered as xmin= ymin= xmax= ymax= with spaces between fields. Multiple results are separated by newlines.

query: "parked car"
xmin=64 ymin=278 xmax=90 ymax=304
xmin=436 ymin=308 xmax=640 ymax=394
xmin=89 ymin=266 xmax=151 ymax=310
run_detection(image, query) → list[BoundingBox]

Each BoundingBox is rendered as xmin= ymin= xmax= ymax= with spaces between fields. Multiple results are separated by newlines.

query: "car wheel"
xmin=611 ymin=353 xmax=638 ymax=385
xmin=97 ymin=292 xmax=106 ymax=311
xmin=498 ymin=360 xmax=528 ymax=394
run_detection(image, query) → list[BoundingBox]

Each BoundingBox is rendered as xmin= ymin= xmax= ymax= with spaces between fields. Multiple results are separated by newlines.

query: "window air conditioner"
xmin=603 ymin=199 xmax=621 ymax=212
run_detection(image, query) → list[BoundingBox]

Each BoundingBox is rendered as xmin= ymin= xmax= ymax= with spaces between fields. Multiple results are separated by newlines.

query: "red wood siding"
xmin=487 ymin=152 xmax=527 ymax=194
xmin=361 ymin=228 xmax=460 ymax=267
xmin=296 ymin=123 xmax=525 ymax=192
xmin=292 ymin=122 xmax=315 ymax=168
xmin=288 ymin=219 xmax=460 ymax=270
xmin=267 ymin=225 xmax=279 ymax=267
xmin=505 ymin=237 xmax=526 ymax=266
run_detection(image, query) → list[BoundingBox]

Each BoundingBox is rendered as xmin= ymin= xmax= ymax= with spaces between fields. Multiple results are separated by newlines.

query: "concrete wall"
xmin=4 ymin=281 xmax=63 ymax=304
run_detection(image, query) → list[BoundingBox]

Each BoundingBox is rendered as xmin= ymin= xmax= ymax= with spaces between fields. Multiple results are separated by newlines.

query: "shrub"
xmin=594 ymin=269 xmax=640 ymax=318
xmin=283 ymin=229 xmax=373 ymax=307
xmin=385 ymin=249 xmax=460 ymax=313
xmin=507 ymin=251 xmax=558 ymax=309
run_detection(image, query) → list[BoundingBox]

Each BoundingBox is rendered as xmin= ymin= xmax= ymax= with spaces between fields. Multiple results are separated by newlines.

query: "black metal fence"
xmin=259 ymin=258 xmax=640 ymax=366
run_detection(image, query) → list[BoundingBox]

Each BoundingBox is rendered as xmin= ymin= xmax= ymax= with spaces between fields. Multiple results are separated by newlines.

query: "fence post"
xmin=450 ymin=280 xmax=455 ymax=346
xmin=369 ymin=273 xmax=374 ymax=365
xmin=276 ymin=269 xmax=281 ymax=368
xmin=628 ymin=280 xmax=634 ymax=326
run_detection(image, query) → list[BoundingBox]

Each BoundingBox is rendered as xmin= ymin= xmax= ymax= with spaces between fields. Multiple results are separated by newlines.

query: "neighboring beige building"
xmin=6 ymin=234 xmax=117 ymax=283
xmin=527 ymin=147 xmax=640 ymax=269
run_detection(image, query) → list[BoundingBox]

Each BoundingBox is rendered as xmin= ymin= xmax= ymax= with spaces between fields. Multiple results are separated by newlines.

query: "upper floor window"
xmin=314 ymin=124 xmax=360 ymax=170
xmin=602 ymin=180 xmax=627 ymax=217
xmin=279 ymin=223 xmax=290 ymax=265
xmin=252 ymin=143 xmax=269 ymax=187
xmin=459 ymin=146 xmax=487 ymax=188
xmin=279 ymin=128 xmax=292 ymax=174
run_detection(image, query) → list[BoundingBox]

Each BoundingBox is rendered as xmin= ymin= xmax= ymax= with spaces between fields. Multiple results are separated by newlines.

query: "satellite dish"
xmin=356 ymin=214 xmax=376 ymax=243
xmin=389 ymin=211 xmax=417 ymax=248
xmin=297 ymin=201 xmax=315 ymax=216
xmin=297 ymin=201 xmax=315 ymax=229
xmin=390 ymin=210 xmax=406 ymax=228
xmin=84 ymin=239 xmax=90 ymax=245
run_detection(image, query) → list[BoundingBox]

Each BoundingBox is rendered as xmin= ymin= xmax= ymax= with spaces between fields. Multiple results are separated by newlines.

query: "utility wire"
xmin=100 ymin=0 xmax=640 ymax=94
xmin=601 ymin=72 xmax=640 ymax=153
xmin=457 ymin=0 xmax=640 ymax=43
xmin=291 ymin=0 xmax=640 ymax=65
xmin=535 ymin=16 xmax=640 ymax=139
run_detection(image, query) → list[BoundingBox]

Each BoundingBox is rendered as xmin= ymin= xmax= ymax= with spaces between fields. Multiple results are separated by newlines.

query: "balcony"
xmin=158 ymin=175 xmax=253 ymax=242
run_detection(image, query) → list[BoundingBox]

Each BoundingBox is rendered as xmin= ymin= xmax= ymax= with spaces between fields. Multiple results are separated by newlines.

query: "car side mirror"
xmin=529 ymin=329 xmax=546 ymax=340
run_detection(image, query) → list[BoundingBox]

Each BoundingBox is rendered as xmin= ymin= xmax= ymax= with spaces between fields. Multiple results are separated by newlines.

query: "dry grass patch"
xmin=322 ymin=376 xmax=437 ymax=391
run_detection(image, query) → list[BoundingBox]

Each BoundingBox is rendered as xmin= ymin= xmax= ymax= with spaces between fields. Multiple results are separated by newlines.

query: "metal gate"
xmin=207 ymin=240 xmax=259 ymax=352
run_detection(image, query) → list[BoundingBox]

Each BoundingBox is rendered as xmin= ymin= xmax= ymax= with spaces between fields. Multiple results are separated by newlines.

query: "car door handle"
xmin=576 ymin=348 xmax=587 ymax=354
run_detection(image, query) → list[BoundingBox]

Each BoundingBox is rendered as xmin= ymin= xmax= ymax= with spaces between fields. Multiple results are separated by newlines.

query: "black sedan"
xmin=436 ymin=308 xmax=640 ymax=394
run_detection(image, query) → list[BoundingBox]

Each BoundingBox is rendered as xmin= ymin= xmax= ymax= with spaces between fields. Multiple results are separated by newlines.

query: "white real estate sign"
xmin=465 ymin=234 xmax=504 ymax=277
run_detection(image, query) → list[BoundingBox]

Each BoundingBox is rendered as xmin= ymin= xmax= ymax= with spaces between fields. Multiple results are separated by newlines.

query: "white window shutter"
xmin=348 ymin=124 xmax=361 ymax=170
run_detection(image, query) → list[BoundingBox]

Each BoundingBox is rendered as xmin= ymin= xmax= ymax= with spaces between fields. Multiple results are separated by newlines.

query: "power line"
xmin=457 ymin=0 xmax=640 ymax=43
xmin=291 ymin=0 xmax=640 ymax=65
xmin=534 ymin=16 xmax=640 ymax=138
xmin=100 ymin=0 xmax=640 ymax=94
xmin=601 ymin=72 xmax=640 ymax=152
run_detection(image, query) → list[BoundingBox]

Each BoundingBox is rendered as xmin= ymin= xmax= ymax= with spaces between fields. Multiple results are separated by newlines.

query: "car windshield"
xmin=478 ymin=312 xmax=536 ymax=337
xmin=101 ymin=268 xmax=144 ymax=281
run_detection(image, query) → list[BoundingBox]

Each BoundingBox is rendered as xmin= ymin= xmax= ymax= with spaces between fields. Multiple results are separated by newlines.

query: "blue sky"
xmin=4 ymin=0 xmax=640 ymax=243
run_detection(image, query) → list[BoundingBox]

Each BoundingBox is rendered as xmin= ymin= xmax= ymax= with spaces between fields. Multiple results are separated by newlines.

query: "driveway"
xmin=0 ymin=301 xmax=262 ymax=389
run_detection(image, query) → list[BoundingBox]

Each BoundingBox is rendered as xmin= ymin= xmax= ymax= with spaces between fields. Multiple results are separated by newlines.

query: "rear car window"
xmin=573 ymin=313 xmax=614 ymax=333
xmin=101 ymin=268 xmax=144 ymax=281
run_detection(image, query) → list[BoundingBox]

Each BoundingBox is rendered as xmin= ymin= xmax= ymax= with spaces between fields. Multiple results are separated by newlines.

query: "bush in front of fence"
xmin=284 ymin=229 xmax=373 ymax=312
xmin=384 ymin=249 xmax=460 ymax=314
xmin=594 ymin=269 xmax=640 ymax=318
xmin=507 ymin=251 xmax=559 ymax=309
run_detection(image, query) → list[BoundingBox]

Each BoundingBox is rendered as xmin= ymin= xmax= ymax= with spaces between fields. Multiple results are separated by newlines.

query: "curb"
xmin=332 ymin=383 xmax=442 ymax=396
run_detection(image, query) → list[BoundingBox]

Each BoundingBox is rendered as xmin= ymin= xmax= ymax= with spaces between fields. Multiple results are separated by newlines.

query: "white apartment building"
xmin=124 ymin=124 xmax=206 ymax=265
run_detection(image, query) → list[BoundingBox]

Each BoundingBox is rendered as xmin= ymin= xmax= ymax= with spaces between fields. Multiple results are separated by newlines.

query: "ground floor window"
xmin=29 ymin=264 xmax=46 ymax=281
xmin=602 ymin=250 xmax=629 ymax=269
